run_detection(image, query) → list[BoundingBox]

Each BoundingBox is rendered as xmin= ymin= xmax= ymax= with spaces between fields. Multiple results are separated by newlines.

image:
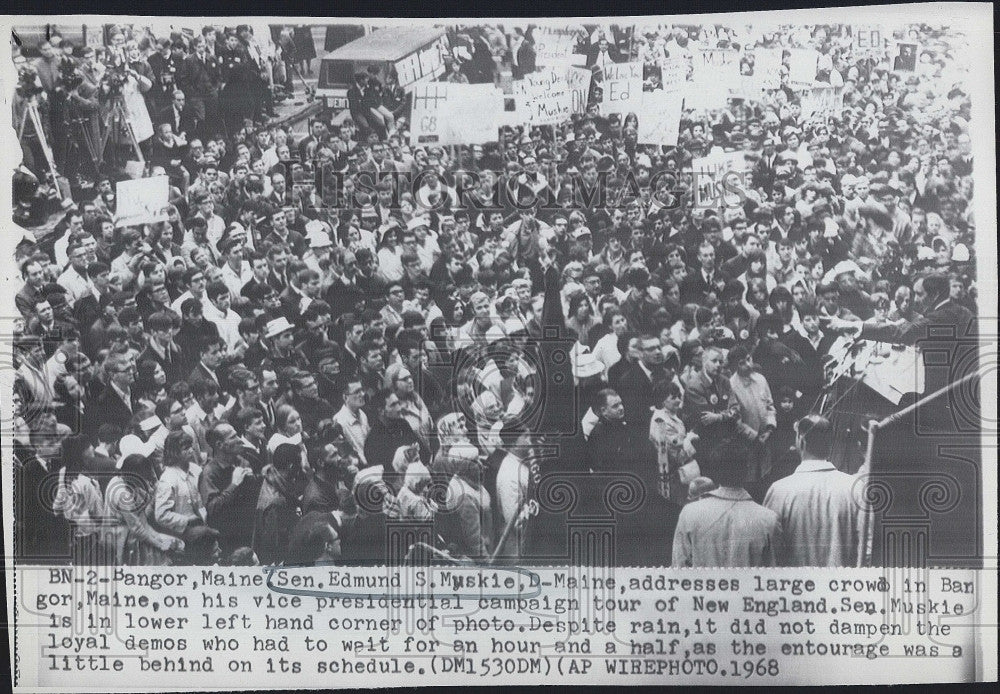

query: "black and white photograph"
xmin=1 ymin=6 xmax=996 ymax=689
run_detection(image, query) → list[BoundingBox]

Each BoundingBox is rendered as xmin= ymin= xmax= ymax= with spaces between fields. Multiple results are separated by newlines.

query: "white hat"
xmin=573 ymin=350 xmax=605 ymax=380
xmin=304 ymin=219 xmax=326 ymax=235
xmin=824 ymin=259 xmax=863 ymax=284
xmin=264 ymin=316 xmax=295 ymax=339
xmin=951 ymin=243 xmax=970 ymax=262
xmin=307 ymin=229 xmax=333 ymax=249
xmin=353 ymin=465 xmax=383 ymax=488
xmin=406 ymin=216 xmax=429 ymax=231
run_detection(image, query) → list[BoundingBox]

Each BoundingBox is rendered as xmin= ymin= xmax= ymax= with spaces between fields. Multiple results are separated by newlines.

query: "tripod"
xmin=99 ymin=95 xmax=145 ymax=171
xmin=16 ymin=96 xmax=67 ymax=206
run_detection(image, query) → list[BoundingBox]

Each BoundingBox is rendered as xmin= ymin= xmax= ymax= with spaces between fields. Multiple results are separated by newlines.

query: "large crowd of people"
xmin=11 ymin=20 xmax=978 ymax=569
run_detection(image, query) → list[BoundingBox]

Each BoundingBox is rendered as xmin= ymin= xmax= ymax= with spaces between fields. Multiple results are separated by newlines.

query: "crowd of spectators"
xmin=11 ymin=20 xmax=978 ymax=568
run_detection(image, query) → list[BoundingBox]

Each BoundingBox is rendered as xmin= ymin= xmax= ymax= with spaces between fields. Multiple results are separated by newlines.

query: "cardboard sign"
xmin=511 ymin=69 xmax=562 ymax=125
xmin=690 ymin=150 xmax=749 ymax=209
xmin=752 ymin=48 xmax=783 ymax=90
xmin=687 ymin=48 xmax=739 ymax=110
xmin=115 ymin=175 xmax=169 ymax=228
xmin=598 ymin=61 xmax=644 ymax=114
xmin=564 ymin=66 xmax=592 ymax=115
xmin=409 ymin=83 xmax=502 ymax=145
xmin=852 ymin=25 xmax=886 ymax=58
xmin=635 ymin=89 xmax=684 ymax=146
xmin=892 ymin=41 xmax=918 ymax=73
xmin=394 ymin=36 xmax=449 ymax=92
xmin=534 ymin=26 xmax=582 ymax=67
xmin=657 ymin=56 xmax=689 ymax=92
xmin=799 ymin=85 xmax=845 ymax=118
xmin=787 ymin=48 xmax=819 ymax=86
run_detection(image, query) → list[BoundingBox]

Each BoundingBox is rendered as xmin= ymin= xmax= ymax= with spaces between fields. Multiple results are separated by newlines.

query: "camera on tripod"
xmin=101 ymin=44 xmax=131 ymax=98
xmin=58 ymin=62 xmax=83 ymax=92
xmin=16 ymin=65 xmax=44 ymax=99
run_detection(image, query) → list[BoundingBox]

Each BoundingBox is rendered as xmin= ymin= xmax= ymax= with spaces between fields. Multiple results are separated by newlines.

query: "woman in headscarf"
xmin=471 ymin=390 xmax=504 ymax=456
xmin=267 ymin=404 xmax=308 ymax=465
xmin=434 ymin=444 xmax=493 ymax=560
xmin=591 ymin=306 xmax=630 ymax=376
xmin=384 ymin=362 xmax=434 ymax=449
xmin=433 ymin=412 xmax=477 ymax=462
xmin=105 ymin=453 xmax=182 ymax=565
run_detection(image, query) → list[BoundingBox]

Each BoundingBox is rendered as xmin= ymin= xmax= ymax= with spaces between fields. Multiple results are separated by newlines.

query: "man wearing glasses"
xmin=86 ymin=354 xmax=137 ymax=436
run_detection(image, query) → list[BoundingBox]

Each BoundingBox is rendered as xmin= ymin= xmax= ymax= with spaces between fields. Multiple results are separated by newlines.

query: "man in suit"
xmin=617 ymin=334 xmax=670 ymax=434
xmin=827 ymin=273 xmax=977 ymax=398
xmin=681 ymin=240 xmax=730 ymax=305
xmin=149 ymin=122 xmax=191 ymax=192
xmin=188 ymin=336 xmax=225 ymax=390
xmin=751 ymin=135 xmax=781 ymax=191
xmin=138 ymin=311 xmax=187 ymax=384
xmin=586 ymin=37 xmax=622 ymax=72
xmin=178 ymin=36 xmax=221 ymax=140
xmin=159 ymin=90 xmax=200 ymax=140
xmin=85 ymin=353 xmax=137 ymax=438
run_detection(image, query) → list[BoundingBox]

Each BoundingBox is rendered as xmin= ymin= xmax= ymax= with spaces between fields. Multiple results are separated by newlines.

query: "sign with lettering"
xmin=853 ymin=25 xmax=886 ymax=58
xmin=534 ymin=26 xmax=582 ymax=67
xmin=564 ymin=66 xmax=592 ymax=115
xmin=751 ymin=47 xmax=783 ymax=90
xmin=634 ymin=89 xmax=685 ymax=146
xmin=409 ymin=83 xmax=502 ymax=145
xmin=599 ymin=61 xmax=644 ymax=114
xmin=115 ymin=176 xmax=170 ymax=228
xmin=512 ymin=69 xmax=563 ymax=125
xmin=658 ymin=56 xmax=689 ymax=92
xmin=687 ymin=48 xmax=739 ymax=109
xmin=690 ymin=150 xmax=749 ymax=209
xmin=394 ymin=36 xmax=450 ymax=92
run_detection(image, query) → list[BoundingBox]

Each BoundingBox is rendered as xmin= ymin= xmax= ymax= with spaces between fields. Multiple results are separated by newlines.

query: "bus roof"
xmin=323 ymin=26 xmax=445 ymax=62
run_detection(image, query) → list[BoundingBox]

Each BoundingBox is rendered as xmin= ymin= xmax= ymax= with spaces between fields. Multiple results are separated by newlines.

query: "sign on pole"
xmin=115 ymin=176 xmax=169 ymax=228
xmin=565 ymin=66 xmax=592 ymax=115
xmin=515 ymin=69 xmax=566 ymax=122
